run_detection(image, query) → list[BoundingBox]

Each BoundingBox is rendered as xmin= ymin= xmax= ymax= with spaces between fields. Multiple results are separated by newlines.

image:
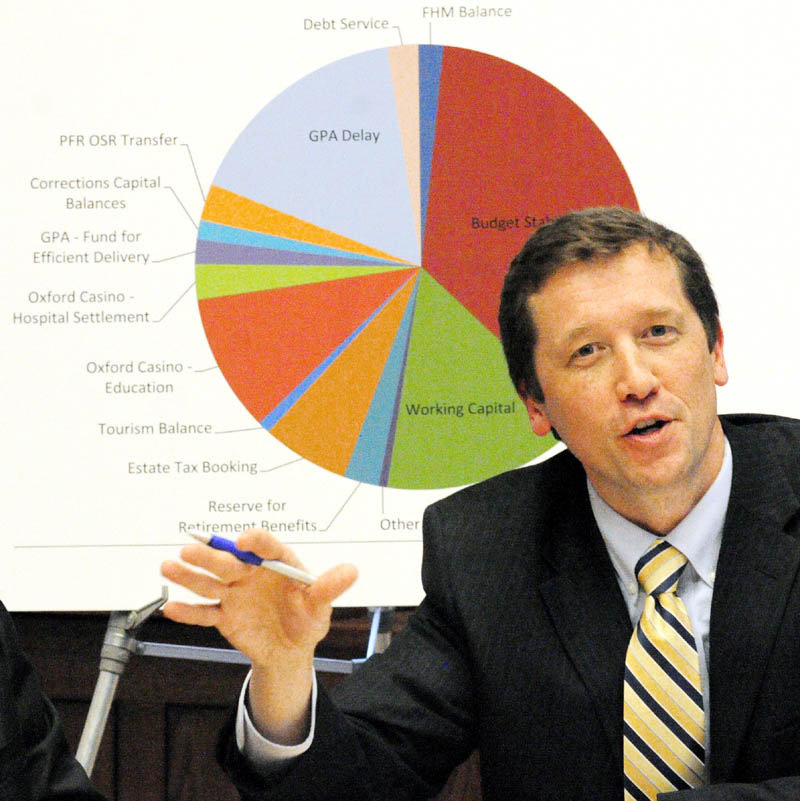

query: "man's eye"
xmin=575 ymin=344 xmax=595 ymax=358
xmin=644 ymin=324 xmax=677 ymax=340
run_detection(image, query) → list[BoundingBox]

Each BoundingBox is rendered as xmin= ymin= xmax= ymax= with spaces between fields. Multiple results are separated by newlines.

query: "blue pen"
xmin=187 ymin=530 xmax=316 ymax=585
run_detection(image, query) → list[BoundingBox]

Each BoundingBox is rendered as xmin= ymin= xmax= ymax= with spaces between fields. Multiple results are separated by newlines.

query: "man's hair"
xmin=498 ymin=206 xmax=720 ymax=402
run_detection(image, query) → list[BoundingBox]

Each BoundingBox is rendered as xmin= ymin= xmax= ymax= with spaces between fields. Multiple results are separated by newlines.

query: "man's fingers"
xmin=308 ymin=563 xmax=359 ymax=607
xmin=237 ymin=529 xmax=306 ymax=570
xmin=161 ymin=600 xmax=221 ymax=628
xmin=176 ymin=543 xmax=253 ymax=583
xmin=161 ymin=559 xmax=229 ymax=600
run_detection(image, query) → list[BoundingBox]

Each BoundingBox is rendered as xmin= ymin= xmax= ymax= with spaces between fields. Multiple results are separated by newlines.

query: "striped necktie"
xmin=623 ymin=540 xmax=705 ymax=800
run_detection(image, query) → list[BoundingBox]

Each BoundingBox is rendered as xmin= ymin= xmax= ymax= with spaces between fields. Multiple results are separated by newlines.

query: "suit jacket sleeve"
xmin=217 ymin=501 xmax=478 ymax=801
xmin=0 ymin=604 xmax=105 ymax=801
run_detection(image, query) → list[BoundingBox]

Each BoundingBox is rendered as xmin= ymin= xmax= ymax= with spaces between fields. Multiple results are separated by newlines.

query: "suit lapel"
xmin=538 ymin=483 xmax=632 ymax=772
xmin=708 ymin=421 xmax=800 ymax=780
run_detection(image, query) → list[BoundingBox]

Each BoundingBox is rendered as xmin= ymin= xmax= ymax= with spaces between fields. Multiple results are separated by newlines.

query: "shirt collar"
xmin=588 ymin=437 xmax=732 ymax=590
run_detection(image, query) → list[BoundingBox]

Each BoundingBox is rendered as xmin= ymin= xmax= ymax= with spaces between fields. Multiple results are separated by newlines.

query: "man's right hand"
xmin=160 ymin=528 xmax=358 ymax=744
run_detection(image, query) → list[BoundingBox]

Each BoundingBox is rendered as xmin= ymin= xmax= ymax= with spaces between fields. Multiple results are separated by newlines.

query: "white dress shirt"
xmin=588 ymin=436 xmax=732 ymax=770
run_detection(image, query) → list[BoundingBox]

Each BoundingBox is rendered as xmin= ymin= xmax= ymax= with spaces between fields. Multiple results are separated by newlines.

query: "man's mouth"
xmin=626 ymin=419 xmax=669 ymax=437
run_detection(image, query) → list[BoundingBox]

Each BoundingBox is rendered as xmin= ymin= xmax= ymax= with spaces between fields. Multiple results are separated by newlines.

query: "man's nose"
xmin=614 ymin=345 xmax=660 ymax=402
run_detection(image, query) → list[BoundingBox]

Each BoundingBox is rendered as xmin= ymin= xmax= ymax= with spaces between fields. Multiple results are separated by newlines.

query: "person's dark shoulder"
xmin=422 ymin=447 xmax=587 ymax=562
xmin=431 ymin=448 xmax=582 ymax=518
xmin=722 ymin=412 xmax=800 ymax=436
xmin=416 ymin=450 xmax=591 ymax=617
xmin=0 ymin=600 xmax=21 ymax=653
xmin=722 ymin=413 xmax=800 ymax=492
xmin=722 ymin=413 xmax=800 ymax=454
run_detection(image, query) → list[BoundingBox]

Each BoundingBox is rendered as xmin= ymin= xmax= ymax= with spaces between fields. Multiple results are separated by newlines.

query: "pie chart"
xmin=196 ymin=45 xmax=638 ymax=489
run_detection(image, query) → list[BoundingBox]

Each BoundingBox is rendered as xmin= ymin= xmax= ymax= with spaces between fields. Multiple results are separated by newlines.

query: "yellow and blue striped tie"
xmin=623 ymin=540 xmax=705 ymax=800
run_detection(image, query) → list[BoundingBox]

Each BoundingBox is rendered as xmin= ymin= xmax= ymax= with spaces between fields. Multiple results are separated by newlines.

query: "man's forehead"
xmin=528 ymin=243 xmax=682 ymax=302
xmin=523 ymin=245 xmax=692 ymax=342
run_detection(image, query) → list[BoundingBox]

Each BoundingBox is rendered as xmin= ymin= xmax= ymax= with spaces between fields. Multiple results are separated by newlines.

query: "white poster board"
xmin=2 ymin=1 xmax=798 ymax=610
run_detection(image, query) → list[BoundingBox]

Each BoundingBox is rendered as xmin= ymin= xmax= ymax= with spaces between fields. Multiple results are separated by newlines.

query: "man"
xmin=162 ymin=207 xmax=800 ymax=799
xmin=0 ymin=602 xmax=106 ymax=800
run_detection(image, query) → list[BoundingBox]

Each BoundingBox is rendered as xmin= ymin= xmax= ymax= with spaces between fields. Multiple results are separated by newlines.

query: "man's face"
xmin=524 ymin=244 xmax=728 ymax=524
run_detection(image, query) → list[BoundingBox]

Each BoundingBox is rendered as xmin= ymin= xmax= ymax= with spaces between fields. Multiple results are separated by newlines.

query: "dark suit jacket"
xmin=0 ymin=603 xmax=105 ymax=801
xmin=219 ymin=414 xmax=800 ymax=800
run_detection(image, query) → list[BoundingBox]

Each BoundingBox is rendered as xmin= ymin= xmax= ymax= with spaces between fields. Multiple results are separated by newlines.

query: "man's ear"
xmin=713 ymin=323 xmax=728 ymax=387
xmin=523 ymin=396 xmax=552 ymax=437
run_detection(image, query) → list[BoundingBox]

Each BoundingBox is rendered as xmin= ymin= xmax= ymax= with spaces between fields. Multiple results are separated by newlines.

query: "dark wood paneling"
xmin=165 ymin=705 xmax=239 ymax=801
xmin=12 ymin=610 xmax=480 ymax=800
